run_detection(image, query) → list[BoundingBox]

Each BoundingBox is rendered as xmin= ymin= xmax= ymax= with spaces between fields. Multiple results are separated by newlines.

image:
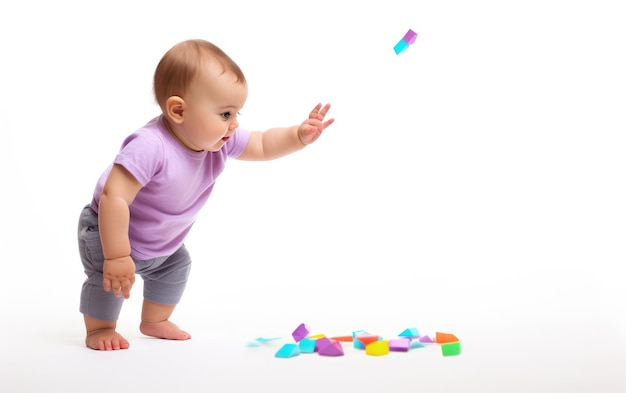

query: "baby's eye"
xmin=221 ymin=112 xmax=242 ymax=120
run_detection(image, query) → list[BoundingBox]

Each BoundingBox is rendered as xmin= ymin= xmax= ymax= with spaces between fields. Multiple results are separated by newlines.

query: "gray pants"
xmin=78 ymin=205 xmax=192 ymax=321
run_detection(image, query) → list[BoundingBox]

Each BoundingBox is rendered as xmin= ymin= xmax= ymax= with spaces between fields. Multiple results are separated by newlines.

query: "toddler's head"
xmin=153 ymin=39 xmax=246 ymax=113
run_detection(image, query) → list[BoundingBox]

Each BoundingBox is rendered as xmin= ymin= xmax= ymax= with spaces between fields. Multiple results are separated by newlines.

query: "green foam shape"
xmin=441 ymin=341 xmax=461 ymax=356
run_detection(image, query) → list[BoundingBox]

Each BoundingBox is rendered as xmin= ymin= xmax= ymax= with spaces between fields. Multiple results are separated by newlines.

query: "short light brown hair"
xmin=153 ymin=39 xmax=246 ymax=112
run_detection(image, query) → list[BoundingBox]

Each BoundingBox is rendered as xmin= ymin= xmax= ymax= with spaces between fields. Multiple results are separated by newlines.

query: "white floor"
xmin=1 ymin=263 xmax=625 ymax=393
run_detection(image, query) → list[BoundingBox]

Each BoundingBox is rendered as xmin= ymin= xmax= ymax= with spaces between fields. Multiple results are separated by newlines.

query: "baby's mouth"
xmin=222 ymin=136 xmax=230 ymax=141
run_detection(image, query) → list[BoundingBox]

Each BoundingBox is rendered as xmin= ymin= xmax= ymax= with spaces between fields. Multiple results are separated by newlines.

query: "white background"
xmin=1 ymin=1 xmax=624 ymax=392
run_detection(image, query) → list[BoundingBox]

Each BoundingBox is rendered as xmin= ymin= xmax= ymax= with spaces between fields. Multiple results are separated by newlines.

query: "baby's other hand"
xmin=298 ymin=103 xmax=334 ymax=145
xmin=103 ymin=256 xmax=136 ymax=299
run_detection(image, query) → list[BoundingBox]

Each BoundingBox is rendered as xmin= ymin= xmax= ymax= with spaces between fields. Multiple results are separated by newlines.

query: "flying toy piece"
xmin=394 ymin=29 xmax=418 ymax=55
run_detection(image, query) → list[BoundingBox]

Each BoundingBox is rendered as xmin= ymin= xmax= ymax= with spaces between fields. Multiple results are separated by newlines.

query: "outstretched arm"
xmin=237 ymin=103 xmax=334 ymax=161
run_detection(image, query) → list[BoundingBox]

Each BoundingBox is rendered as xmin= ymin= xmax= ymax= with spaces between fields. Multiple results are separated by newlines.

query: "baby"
xmin=78 ymin=39 xmax=334 ymax=350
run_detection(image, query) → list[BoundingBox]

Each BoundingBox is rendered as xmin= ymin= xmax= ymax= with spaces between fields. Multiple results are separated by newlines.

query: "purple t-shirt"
xmin=91 ymin=115 xmax=250 ymax=260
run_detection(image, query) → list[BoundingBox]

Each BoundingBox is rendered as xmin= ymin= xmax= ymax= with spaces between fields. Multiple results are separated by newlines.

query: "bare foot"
xmin=85 ymin=328 xmax=130 ymax=351
xmin=140 ymin=320 xmax=191 ymax=340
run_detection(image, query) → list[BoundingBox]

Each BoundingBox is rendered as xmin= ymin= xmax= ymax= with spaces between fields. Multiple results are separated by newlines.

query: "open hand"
xmin=103 ymin=256 xmax=136 ymax=299
xmin=298 ymin=103 xmax=335 ymax=145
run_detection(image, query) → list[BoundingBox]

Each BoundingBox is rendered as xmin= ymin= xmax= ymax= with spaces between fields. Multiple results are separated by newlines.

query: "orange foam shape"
xmin=356 ymin=334 xmax=380 ymax=346
xmin=329 ymin=336 xmax=353 ymax=342
xmin=436 ymin=332 xmax=459 ymax=343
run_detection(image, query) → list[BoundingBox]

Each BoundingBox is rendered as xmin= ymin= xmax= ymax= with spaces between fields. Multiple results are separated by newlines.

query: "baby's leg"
xmin=140 ymin=300 xmax=191 ymax=340
xmin=138 ymin=245 xmax=192 ymax=340
xmin=84 ymin=315 xmax=130 ymax=350
xmin=80 ymin=280 xmax=129 ymax=350
xmin=78 ymin=205 xmax=129 ymax=350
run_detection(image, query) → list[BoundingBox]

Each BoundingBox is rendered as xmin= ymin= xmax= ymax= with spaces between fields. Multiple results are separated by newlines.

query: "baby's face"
xmin=177 ymin=64 xmax=248 ymax=152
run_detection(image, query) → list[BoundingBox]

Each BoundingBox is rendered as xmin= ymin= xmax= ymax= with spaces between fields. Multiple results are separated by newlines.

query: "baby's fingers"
xmin=121 ymin=277 xmax=135 ymax=299
xmin=322 ymin=117 xmax=335 ymax=130
xmin=308 ymin=103 xmax=332 ymax=124
xmin=318 ymin=103 xmax=331 ymax=118
xmin=103 ymin=278 xmax=112 ymax=293
xmin=110 ymin=279 xmax=123 ymax=297
xmin=309 ymin=103 xmax=322 ymax=119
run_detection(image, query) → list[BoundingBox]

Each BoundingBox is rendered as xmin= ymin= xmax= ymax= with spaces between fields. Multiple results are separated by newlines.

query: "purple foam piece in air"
xmin=389 ymin=338 xmax=411 ymax=352
xmin=403 ymin=29 xmax=418 ymax=45
xmin=291 ymin=323 xmax=311 ymax=342
xmin=317 ymin=339 xmax=344 ymax=357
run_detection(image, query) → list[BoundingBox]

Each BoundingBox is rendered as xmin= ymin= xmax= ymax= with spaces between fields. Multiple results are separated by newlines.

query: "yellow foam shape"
xmin=365 ymin=340 xmax=389 ymax=356
xmin=309 ymin=334 xmax=326 ymax=339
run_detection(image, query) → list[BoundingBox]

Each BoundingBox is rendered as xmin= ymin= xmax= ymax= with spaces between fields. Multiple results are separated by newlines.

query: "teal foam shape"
xmin=254 ymin=336 xmax=281 ymax=343
xmin=299 ymin=338 xmax=316 ymax=354
xmin=394 ymin=39 xmax=409 ymax=55
xmin=410 ymin=340 xmax=425 ymax=349
xmin=398 ymin=328 xmax=420 ymax=338
xmin=275 ymin=343 xmax=300 ymax=358
xmin=352 ymin=330 xmax=369 ymax=349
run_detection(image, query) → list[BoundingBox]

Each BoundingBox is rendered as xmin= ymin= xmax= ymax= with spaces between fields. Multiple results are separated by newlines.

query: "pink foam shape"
xmin=418 ymin=335 xmax=434 ymax=343
xmin=389 ymin=338 xmax=411 ymax=352
xmin=403 ymin=29 xmax=418 ymax=45
xmin=318 ymin=339 xmax=344 ymax=356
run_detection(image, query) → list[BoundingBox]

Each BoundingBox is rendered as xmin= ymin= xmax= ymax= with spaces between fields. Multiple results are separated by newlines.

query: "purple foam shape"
xmin=292 ymin=323 xmax=311 ymax=342
xmin=389 ymin=338 xmax=411 ymax=352
xmin=314 ymin=337 xmax=331 ymax=352
xmin=418 ymin=335 xmax=434 ymax=343
xmin=318 ymin=339 xmax=344 ymax=357
xmin=403 ymin=29 xmax=418 ymax=45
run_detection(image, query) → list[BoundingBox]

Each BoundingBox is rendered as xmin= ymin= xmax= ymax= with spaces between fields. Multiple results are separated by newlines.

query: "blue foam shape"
xmin=410 ymin=340 xmax=426 ymax=349
xmin=254 ymin=336 xmax=281 ymax=343
xmin=275 ymin=343 xmax=301 ymax=358
xmin=398 ymin=328 xmax=420 ymax=338
xmin=394 ymin=39 xmax=409 ymax=55
xmin=299 ymin=338 xmax=316 ymax=354
xmin=352 ymin=329 xmax=368 ymax=349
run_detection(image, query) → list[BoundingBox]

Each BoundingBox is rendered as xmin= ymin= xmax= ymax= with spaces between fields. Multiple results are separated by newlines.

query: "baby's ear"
xmin=165 ymin=96 xmax=186 ymax=124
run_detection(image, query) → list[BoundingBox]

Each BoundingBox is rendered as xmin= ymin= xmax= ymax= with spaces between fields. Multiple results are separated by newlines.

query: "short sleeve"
xmin=225 ymin=128 xmax=250 ymax=158
xmin=114 ymin=132 xmax=164 ymax=187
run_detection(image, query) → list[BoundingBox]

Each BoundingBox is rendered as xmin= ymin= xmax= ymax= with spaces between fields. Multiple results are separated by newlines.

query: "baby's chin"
xmin=204 ymin=140 xmax=228 ymax=152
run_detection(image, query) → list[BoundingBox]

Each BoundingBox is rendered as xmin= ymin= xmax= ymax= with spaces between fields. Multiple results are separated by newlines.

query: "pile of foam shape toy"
xmin=246 ymin=323 xmax=461 ymax=358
